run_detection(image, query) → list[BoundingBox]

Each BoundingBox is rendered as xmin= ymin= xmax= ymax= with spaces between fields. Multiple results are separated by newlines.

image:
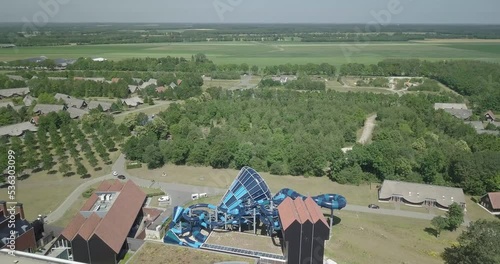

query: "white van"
xmin=199 ymin=193 xmax=207 ymax=198
xmin=191 ymin=194 xmax=199 ymax=200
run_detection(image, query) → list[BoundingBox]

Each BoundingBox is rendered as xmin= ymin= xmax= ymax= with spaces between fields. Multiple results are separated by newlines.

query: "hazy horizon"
xmin=1 ymin=0 xmax=499 ymax=24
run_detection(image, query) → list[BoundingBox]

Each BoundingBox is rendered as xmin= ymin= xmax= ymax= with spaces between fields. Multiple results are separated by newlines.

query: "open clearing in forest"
xmin=2 ymin=41 xmax=500 ymax=67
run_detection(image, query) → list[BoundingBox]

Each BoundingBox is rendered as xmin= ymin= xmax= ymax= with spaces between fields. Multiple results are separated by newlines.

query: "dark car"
xmin=117 ymin=175 xmax=126 ymax=180
xmin=368 ymin=204 xmax=380 ymax=209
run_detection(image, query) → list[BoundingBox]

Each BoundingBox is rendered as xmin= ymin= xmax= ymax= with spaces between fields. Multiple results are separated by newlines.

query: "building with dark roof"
xmin=0 ymin=202 xmax=38 ymax=253
xmin=0 ymin=87 xmax=30 ymax=99
xmin=278 ymin=197 xmax=329 ymax=264
xmin=51 ymin=180 xmax=147 ymax=264
xmin=54 ymin=93 xmax=87 ymax=109
xmin=479 ymin=192 xmax=500 ymax=215
xmin=379 ymin=180 xmax=466 ymax=210
xmin=87 ymin=101 xmax=112 ymax=112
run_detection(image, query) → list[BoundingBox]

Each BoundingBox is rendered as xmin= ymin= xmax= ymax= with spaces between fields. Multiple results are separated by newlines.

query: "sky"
xmin=0 ymin=0 xmax=499 ymax=24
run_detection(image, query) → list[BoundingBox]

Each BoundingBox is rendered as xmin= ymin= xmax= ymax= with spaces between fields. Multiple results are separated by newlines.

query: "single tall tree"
xmin=431 ymin=216 xmax=448 ymax=237
xmin=446 ymin=203 xmax=464 ymax=231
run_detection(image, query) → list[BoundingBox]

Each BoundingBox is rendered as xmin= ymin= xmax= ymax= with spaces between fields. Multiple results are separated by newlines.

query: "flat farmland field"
xmin=2 ymin=40 xmax=500 ymax=67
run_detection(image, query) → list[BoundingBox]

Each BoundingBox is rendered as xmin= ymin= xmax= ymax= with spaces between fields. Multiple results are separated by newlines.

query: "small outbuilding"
xmin=479 ymin=192 xmax=500 ymax=215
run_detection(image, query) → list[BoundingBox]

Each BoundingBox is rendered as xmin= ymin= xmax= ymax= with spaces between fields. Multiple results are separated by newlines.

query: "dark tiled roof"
xmin=60 ymin=214 xmax=86 ymax=241
xmin=80 ymin=194 xmax=99 ymax=211
xmin=488 ymin=192 xmax=500 ymax=209
xmin=304 ymin=197 xmax=328 ymax=227
xmin=78 ymin=213 xmax=102 ymax=240
xmin=277 ymin=197 xmax=298 ymax=231
xmin=93 ymin=180 xmax=146 ymax=253
xmin=108 ymin=180 xmax=124 ymax=192
xmin=60 ymin=180 xmax=146 ymax=254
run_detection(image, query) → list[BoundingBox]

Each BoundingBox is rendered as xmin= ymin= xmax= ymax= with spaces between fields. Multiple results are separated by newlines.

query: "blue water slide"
xmin=272 ymin=188 xmax=347 ymax=210
xmin=172 ymin=206 xmax=184 ymax=223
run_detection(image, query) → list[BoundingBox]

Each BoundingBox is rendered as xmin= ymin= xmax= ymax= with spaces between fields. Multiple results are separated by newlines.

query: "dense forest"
xmin=122 ymin=88 xmax=500 ymax=195
xmin=340 ymin=59 xmax=500 ymax=112
xmin=2 ymin=23 xmax=500 ymax=46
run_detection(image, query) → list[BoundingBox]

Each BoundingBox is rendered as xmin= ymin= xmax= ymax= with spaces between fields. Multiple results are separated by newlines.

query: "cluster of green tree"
xmin=430 ymin=203 xmax=464 ymax=237
xmin=0 ymin=74 xmax=26 ymax=89
xmin=442 ymin=219 xmax=500 ymax=264
xmin=0 ymin=105 xmax=31 ymax=126
xmin=340 ymin=59 xmax=500 ymax=112
xmin=408 ymin=79 xmax=441 ymax=92
xmin=0 ymin=111 xmax=125 ymax=180
xmin=123 ymin=88 xmax=500 ymax=195
xmin=259 ymin=79 xmax=282 ymax=87
xmin=211 ymin=71 xmax=241 ymax=80
xmin=140 ymin=84 xmax=202 ymax=101
xmin=284 ymin=77 xmax=326 ymax=91
xmin=122 ymin=89 xmax=393 ymax=174
xmin=3 ymin=24 xmax=500 ymax=46
xmin=216 ymin=63 xmax=257 ymax=74
xmin=65 ymin=54 xmax=216 ymax=73
xmin=263 ymin=63 xmax=336 ymax=76
xmin=27 ymin=77 xmax=130 ymax=98
xmin=337 ymin=94 xmax=500 ymax=195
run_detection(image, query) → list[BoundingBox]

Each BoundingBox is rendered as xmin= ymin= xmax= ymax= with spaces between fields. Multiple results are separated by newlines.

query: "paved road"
xmin=343 ymin=204 xmax=470 ymax=226
xmin=46 ymin=153 xmax=469 ymax=227
xmin=358 ymin=114 xmax=377 ymax=145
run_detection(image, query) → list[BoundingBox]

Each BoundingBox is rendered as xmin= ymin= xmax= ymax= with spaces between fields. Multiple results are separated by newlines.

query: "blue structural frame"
xmin=163 ymin=166 xmax=347 ymax=248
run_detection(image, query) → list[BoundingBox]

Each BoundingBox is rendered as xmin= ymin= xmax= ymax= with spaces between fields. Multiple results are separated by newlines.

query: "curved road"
xmin=46 ymin=153 xmax=469 ymax=226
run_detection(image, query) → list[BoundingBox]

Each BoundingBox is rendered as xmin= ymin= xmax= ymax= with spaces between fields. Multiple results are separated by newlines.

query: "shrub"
xmin=147 ymin=191 xmax=166 ymax=197
xmin=82 ymin=188 xmax=95 ymax=198
xmin=126 ymin=162 xmax=142 ymax=169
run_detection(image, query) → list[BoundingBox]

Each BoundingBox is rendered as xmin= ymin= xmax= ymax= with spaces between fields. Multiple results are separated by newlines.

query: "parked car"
xmin=112 ymin=171 xmax=118 ymax=176
xmin=117 ymin=175 xmax=126 ymax=180
xmin=158 ymin=196 xmax=170 ymax=202
xmin=368 ymin=204 xmax=380 ymax=209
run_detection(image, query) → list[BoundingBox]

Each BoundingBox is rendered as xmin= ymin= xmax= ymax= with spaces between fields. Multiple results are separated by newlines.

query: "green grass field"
xmin=2 ymin=41 xmax=500 ymax=67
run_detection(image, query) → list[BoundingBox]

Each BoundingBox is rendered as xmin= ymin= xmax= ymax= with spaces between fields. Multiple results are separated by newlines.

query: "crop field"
xmin=2 ymin=41 xmax=500 ymax=67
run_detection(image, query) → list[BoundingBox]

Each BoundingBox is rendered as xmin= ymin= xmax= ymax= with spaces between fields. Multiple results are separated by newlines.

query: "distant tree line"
xmin=3 ymin=24 xmax=500 ymax=46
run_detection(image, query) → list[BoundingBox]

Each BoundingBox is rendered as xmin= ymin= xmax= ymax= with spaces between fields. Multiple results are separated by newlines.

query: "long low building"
xmin=0 ymin=87 xmax=30 ymax=98
xmin=0 ymin=122 xmax=38 ymax=137
xmin=378 ymin=180 xmax=466 ymax=210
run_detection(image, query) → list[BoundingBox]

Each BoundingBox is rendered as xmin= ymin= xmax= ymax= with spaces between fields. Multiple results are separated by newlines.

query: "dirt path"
xmin=358 ymin=114 xmax=377 ymax=145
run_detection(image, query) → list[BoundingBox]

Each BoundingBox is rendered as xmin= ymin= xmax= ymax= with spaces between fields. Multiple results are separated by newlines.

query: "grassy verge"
xmin=328 ymin=210 xmax=463 ymax=264
xmin=127 ymin=242 xmax=255 ymax=264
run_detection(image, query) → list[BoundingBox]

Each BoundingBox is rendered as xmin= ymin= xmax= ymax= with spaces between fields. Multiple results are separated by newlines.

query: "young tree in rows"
xmin=58 ymin=159 xmax=72 ymax=176
xmin=41 ymin=150 xmax=54 ymax=171
xmin=87 ymin=155 xmax=99 ymax=168
xmin=25 ymin=149 xmax=40 ymax=170
xmin=442 ymin=220 xmax=500 ymax=264
xmin=75 ymin=162 xmax=88 ymax=178
xmin=431 ymin=216 xmax=448 ymax=237
xmin=446 ymin=203 xmax=465 ymax=231
xmin=10 ymin=137 xmax=26 ymax=172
